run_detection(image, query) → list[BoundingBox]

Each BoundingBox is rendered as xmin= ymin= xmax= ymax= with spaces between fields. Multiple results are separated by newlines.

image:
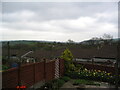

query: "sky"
xmin=1 ymin=1 xmax=119 ymax=42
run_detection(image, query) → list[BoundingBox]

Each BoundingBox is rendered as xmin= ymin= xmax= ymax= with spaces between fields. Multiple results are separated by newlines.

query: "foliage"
xmin=65 ymin=68 xmax=117 ymax=85
xmin=74 ymin=63 xmax=84 ymax=72
xmin=60 ymin=48 xmax=73 ymax=61
xmin=40 ymin=78 xmax=66 ymax=90
xmin=60 ymin=76 xmax=71 ymax=82
xmin=73 ymin=79 xmax=100 ymax=86
xmin=60 ymin=48 xmax=75 ymax=73
xmin=57 ymin=79 xmax=65 ymax=87
xmin=2 ymin=65 xmax=9 ymax=71
xmin=65 ymin=71 xmax=80 ymax=79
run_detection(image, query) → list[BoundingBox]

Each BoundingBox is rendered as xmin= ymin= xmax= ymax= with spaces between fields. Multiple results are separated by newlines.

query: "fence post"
xmin=44 ymin=59 xmax=46 ymax=82
xmin=34 ymin=63 xmax=35 ymax=84
xmin=17 ymin=58 xmax=21 ymax=87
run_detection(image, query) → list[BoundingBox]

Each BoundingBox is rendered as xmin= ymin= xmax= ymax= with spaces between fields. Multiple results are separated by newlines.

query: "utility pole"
xmin=7 ymin=41 xmax=10 ymax=60
xmin=18 ymin=57 xmax=21 ymax=87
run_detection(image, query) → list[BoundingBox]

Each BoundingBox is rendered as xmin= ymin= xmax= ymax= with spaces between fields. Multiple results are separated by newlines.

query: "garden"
xmin=39 ymin=68 xmax=119 ymax=89
xmin=39 ymin=48 xmax=120 ymax=89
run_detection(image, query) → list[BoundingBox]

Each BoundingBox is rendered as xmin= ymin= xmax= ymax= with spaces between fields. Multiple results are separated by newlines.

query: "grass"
xmin=73 ymin=79 xmax=100 ymax=86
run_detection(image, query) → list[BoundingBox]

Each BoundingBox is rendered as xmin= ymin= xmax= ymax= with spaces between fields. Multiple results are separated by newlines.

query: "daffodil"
xmin=98 ymin=70 xmax=101 ymax=72
xmin=107 ymin=73 xmax=110 ymax=75
xmin=85 ymin=68 xmax=88 ymax=71
xmin=93 ymin=73 xmax=96 ymax=75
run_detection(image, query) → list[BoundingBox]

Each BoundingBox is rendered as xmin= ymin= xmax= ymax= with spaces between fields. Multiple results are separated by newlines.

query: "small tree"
xmin=60 ymin=48 xmax=75 ymax=73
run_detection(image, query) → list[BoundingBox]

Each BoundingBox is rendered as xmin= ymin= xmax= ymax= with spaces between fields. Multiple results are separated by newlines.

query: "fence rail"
xmin=2 ymin=59 xmax=64 ymax=88
xmin=78 ymin=62 xmax=120 ymax=74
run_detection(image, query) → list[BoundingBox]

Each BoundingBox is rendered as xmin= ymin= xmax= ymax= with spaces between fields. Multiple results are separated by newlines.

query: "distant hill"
xmin=80 ymin=38 xmax=120 ymax=45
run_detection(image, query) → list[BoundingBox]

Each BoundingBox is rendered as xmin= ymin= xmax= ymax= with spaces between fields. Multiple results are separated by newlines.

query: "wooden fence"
xmin=2 ymin=59 xmax=64 ymax=88
xmin=78 ymin=62 xmax=119 ymax=74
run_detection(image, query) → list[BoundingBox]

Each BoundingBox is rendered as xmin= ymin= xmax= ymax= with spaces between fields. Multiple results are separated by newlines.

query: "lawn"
xmin=73 ymin=79 xmax=100 ymax=86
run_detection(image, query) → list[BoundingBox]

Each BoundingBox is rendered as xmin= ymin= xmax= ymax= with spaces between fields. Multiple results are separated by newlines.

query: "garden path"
xmin=60 ymin=80 xmax=77 ymax=89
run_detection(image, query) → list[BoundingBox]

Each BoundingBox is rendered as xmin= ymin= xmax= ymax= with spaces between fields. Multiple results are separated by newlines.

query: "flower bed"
xmin=65 ymin=68 xmax=119 ymax=85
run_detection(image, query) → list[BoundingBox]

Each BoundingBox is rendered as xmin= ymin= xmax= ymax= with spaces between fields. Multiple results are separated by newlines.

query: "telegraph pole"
xmin=7 ymin=41 xmax=10 ymax=60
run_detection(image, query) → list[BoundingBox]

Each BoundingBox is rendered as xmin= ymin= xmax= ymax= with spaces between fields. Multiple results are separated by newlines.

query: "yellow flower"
xmin=107 ymin=73 xmax=110 ymax=75
xmin=104 ymin=71 xmax=107 ymax=73
xmin=85 ymin=68 xmax=88 ymax=71
xmin=98 ymin=70 xmax=101 ymax=72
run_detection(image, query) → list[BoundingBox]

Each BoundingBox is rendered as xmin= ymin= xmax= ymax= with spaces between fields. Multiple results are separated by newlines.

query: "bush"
xmin=73 ymin=79 xmax=100 ymax=86
xmin=39 ymin=81 xmax=53 ymax=90
xmin=2 ymin=65 xmax=9 ymax=71
xmin=60 ymin=76 xmax=71 ymax=82
xmin=65 ymin=71 xmax=80 ymax=79
xmin=57 ymin=79 xmax=65 ymax=87
xmin=40 ymin=78 xmax=65 ymax=90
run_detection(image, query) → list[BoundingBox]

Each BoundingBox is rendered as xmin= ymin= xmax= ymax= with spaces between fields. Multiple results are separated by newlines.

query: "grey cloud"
xmin=1 ymin=2 xmax=118 ymax=41
xmin=2 ymin=2 xmax=117 ymax=21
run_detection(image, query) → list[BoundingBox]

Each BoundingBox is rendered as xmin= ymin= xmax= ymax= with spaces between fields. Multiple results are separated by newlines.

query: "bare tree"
xmin=102 ymin=33 xmax=113 ymax=40
xmin=67 ymin=39 xmax=74 ymax=43
xmin=101 ymin=33 xmax=113 ymax=45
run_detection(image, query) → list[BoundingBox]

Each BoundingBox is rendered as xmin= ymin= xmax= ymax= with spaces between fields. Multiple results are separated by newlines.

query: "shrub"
xmin=2 ymin=65 xmax=9 ymax=71
xmin=40 ymin=81 xmax=53 ymax=90
xmin=60 ymin=48 xmax=75 ymax=73
xmin=64 ymin=71 xmax=76 ymax=79
xmin=40 ymin=78 xmax=65 ymax=90
xmin=57 ymin=79 xmax=65 ymax=87
xmin=73 ymin=79 xmax=100 ymax=86
xmin=60 ymin=76 xmax=71 ymax=82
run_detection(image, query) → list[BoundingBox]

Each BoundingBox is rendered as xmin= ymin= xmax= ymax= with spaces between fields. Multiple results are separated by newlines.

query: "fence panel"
xmin=20 ymin=64 xmax=34 ymax=87
xmin=45 ymin=61 xmax=55 ymax=81
xmin=79 ymin=62 xmax=118 ymax=74
xmin=2 ymin=68 xmax=18 ymax=88
xmin=59 ymin=59 xmax=64 ymax=77
xmin=35 ymin=62 xmax=45 ymax=83
xmin=2 ymin=59 xmax=64 ymax=88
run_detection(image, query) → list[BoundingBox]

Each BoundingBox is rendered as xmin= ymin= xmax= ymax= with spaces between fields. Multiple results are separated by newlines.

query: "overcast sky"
xmin=1 ymin=1 xmax=118 ymax=42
